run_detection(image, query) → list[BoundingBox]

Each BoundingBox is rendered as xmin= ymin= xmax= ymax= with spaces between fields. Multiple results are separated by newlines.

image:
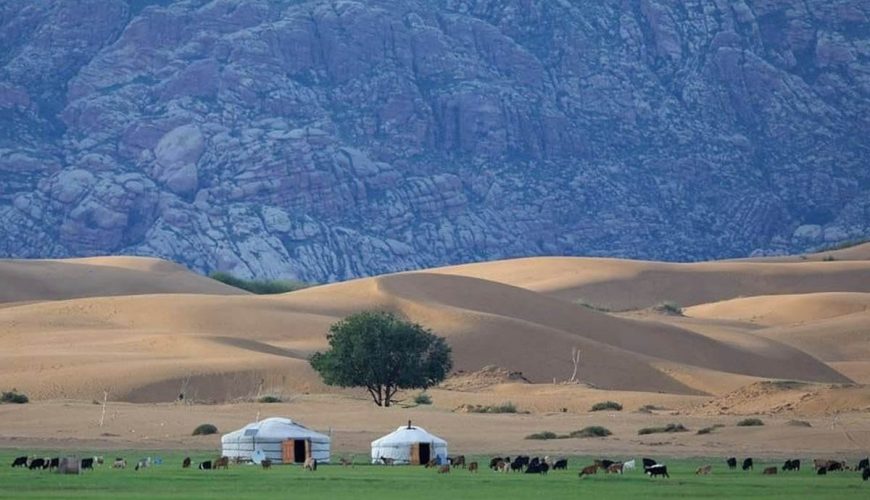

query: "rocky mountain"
xmin=1 ymin=0 xmax=868 ymax=282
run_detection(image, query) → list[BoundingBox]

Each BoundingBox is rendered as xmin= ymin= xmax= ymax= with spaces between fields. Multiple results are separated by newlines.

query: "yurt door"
xmin=419 ymin=443 xmax=431 ymax=465
xmin=409 ymin=443 xmax=420 ymax=465
xmin=282 ymin=439 xmax=310 ymax=464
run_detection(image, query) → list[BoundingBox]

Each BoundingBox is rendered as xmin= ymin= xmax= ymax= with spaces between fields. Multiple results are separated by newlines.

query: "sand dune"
xmin=0 ymin=257 xmax=243 ymax=303
xmin=431 ymin=258 xmax=870 ymax=310
xmin=685 ymin=292 xmax=870 ymax=327
xmin=0 ymin=250 xmax=867 ymax=413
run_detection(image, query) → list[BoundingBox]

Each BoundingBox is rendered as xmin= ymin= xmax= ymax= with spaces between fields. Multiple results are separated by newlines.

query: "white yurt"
xmin=221 ymin=417 xmax=330 ymax=464
xmin=371 ymin=421 xmax=448 ymax=465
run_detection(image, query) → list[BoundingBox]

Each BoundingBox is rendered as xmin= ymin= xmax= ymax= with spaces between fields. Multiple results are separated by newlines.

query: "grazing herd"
xmin=11 ymin=455 xmax=102 ymax=472
xmin=9 ymin=452 xmax=870 ymax=483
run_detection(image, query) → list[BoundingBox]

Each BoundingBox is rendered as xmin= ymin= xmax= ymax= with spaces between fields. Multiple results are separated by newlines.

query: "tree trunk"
xmin=383 ymin=385 xmax=391 ymax=407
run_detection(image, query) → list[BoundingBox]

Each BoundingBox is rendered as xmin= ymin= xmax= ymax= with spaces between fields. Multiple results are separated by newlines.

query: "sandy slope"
xmin=685 ymin=292 xmax=870 ymax=327
xmin=0 ymin=257 xmax=243 ymax=303
xmin=431 ymin=258 xmax=870 ymax=310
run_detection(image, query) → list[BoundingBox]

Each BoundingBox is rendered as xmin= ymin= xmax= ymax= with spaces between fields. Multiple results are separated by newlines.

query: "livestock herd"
xmin=9 ymin=453 xmax=870 ymax=482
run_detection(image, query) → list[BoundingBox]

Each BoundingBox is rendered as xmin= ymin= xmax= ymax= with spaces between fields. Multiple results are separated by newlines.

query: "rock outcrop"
xmin=1 ymin=0 xmax=868 ymax=281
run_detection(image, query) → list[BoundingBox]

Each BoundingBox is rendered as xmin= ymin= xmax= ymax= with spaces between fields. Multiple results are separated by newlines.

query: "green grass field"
xmin=0 ymin=451 xmax=866 ymax=499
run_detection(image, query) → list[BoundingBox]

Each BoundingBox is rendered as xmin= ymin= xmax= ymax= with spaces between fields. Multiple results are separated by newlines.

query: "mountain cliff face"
xmin=1 ymin=0 xmax=868 ymax=281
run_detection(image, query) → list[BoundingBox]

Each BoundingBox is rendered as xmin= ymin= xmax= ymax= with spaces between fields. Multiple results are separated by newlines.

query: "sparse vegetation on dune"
xmin=590 ymin=401 xmax=622 ymax=412
xmin=209 ymin=271 xmax=312 ymax=294
xmin=192 ymin=424 xmax=218 ymax=436
xmin=638 ymin=423 xmax=689 ymax=435
xmin=0 ymin=390 xmax=28 ymax=404
xmin=569 ymin=426 xmax=612 ymax=438
xmin=461 ymin=402 xmax=519 ymax=414
xmin=736 ymin=418 xmax=764 ymax=427
xmin=525 ymin=431 xmax=558 ymax=440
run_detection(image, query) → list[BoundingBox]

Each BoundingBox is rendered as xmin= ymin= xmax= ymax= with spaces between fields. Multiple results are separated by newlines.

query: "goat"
xmin=696 ymin=464 xmax=712 ymax=475
xmin=303 ymin=457 xmax=317 ymax=471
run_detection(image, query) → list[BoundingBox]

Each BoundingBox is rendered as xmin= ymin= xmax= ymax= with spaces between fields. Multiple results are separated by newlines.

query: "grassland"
xmin=0 ymin=451 xmax=866 ymax=499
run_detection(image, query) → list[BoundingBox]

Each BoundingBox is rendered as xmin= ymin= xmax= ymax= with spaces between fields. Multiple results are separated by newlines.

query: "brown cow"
xmin=763 ymin=467 xmax=777 ymax=475
xmin=450 ymin=455 xmax=466 ymax=469
xmin=213 ymin=456 xmax=229 ymax=470
xmin=182 ymin=457 xmax=191 ymax=469
xmin=261 ymin=459 xmax=272 ymax=470
xmin=438 ymin=465 xmax=450 ymax=473
xmin=468 ymin=462 xmax=479 ymax=473
xmin=607 ymin=463 xmax=624 ymax=474
xmin=578 ymin=464 xmax=599 ymax=477
xmin=696 ymin=465 xmax=712 ymax=475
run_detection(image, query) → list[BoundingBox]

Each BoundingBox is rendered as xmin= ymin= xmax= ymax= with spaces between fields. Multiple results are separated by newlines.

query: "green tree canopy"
xmin=309 ymin=311 xmax=452 ymax=407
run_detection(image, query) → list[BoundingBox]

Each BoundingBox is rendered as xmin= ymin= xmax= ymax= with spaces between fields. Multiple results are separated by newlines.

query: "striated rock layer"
xmin=1 ymin=0 xmax=868 ymax=282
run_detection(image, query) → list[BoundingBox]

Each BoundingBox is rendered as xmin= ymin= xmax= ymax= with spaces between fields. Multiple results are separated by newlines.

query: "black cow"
xmin=596 ymin=459 xmax=615 ymax=470
xmin=198 ymin=460 xmax=212 ymax=470
xmin=489 ymin=457 xmax=503 ymax=470
xmin=817 ymin=467 xmax=827 ymax=475
xmin=45 ymin=458 xmax=59 ymax=470
xmin=857 ymin=458 xmax=868 ymax=471
xmin=28 ymin=458 xmax=45 ymax=470
xmin=782 ymin=459 xmax=800 ymax=472
xmin=726 ymin=457 xmax=737 ymax=470
xmin=863 ymin=468 xmax=869 ymax=481
xmin=827 ymin=461 xmax=844 ymax=472
xmin=645 ymin=464 xmax=669 ymax=478
xmin=11 ymin=456 xmax=28 ymax=468
xmin=529 ymin=457 xmax=540 ymax=468
xmin=81 ymin=458 xmax=94 ymax=470
xmin=552 ymin=459 xmax=568 ymax=470
xmin=742 ymin=458 xmax=753 ymax=471
xmin=525 ymin=463 xmax=541 ymax=474
xmin=642 ymin=458 xmax=657 ymax=469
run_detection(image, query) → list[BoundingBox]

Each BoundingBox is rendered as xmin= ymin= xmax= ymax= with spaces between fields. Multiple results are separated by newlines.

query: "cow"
xmin=261 ymin=459 xmax=272 ymax=470
xmin=468 ymin=462 xmax=479 ymax=473
xmin=578 ymin=465 xmax=598 ymax=477
xmin=438 ymin=465 xmax=450 ymax=474
xmin=642 ymin=458 xmax=657 ymax=469
xmin=552 ymin=459 xmax=568 ymax=471
xmin=645 ymin=464 xmax=669 ymax=478
xmin=863 ymin=468 xmax=869 ymax=481
xmin=113 ymin=458 xmax=127 ymax=469
xmin=212 ymin=456 xmax=229 ymax=470
xmin=827 ymin=461 xmax=846 ymax=472
xmin=449 ymin=455 xmax=466 ymax=469
xmin=742 ymin=458 xmax=754 ymax=471
xmin=80 ymin=458 xmax=95 ymax=470
xmin=695 ymin=465 xmax=712 ymax=475
xmin=857 ymin=458 xmax=869 ymax=471
xmin=47 ymin=458 xmax=59 ymax=471
xmin=28 ymin=458 xmax=45 ymax=470
xmin=512 ymin=456 xmax=530 ymax=470
xmin=817 ymin=467 xmax=827 ymax=475
xmin=607 ymin=463 xmax=624 ymax=474
xmin=763 ymin=467 xmax=777 ymax=475
xmin=198 ymin=460 xmax=212 ymax=470
xmin=782 ymin=459 xmax=800 ymax=472
xmin=595 ymin=459 xmax=615 ymax=470
xmin=11 ymin=456 xmax=28 ymax=468
xmin=489 ymin=457 xmax=504 ymax=470
xmin=726 ymin=457 xmax=737 ymax=470
xmin=303 ymin=457 xmax=317 ymax=471
xmin=135 ymin=458 xmax=151 ymax=471
xmin=623 ymin=460 xmax=636 ymax=472
xmin=182 ymin=457 xmax=191 ymax=469
xmin=379 ymin=456 xmax=395 ymax=466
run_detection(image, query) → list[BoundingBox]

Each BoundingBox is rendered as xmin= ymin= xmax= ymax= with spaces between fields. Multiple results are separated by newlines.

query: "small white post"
xmin=99 ymin=391 xmax=108 ymax=427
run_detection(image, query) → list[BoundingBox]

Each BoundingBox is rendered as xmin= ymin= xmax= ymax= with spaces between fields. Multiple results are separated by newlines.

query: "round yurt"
xmin=221 ymin=417 xmax=330 ymax=464
xmin=371 ymin=422 xmax=448 ymax=465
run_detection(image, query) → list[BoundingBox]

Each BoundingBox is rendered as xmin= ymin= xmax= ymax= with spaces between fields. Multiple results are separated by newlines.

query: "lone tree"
xmin=310 ymin=311 xmax=452 ymax=407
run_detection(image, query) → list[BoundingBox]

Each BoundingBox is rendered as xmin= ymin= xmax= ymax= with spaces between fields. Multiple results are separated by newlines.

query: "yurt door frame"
xmin=282 ymin=439 xmax=311 ymax=463
xmin=409 ymin=443 xmax=431 ymax=465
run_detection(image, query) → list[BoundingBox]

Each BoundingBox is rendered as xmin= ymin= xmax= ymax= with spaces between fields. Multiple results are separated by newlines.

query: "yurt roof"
xmin=222 ymin=417 xmax=329 ymax=442
xmin=371 ymin=425 xmax=447 ymax=447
